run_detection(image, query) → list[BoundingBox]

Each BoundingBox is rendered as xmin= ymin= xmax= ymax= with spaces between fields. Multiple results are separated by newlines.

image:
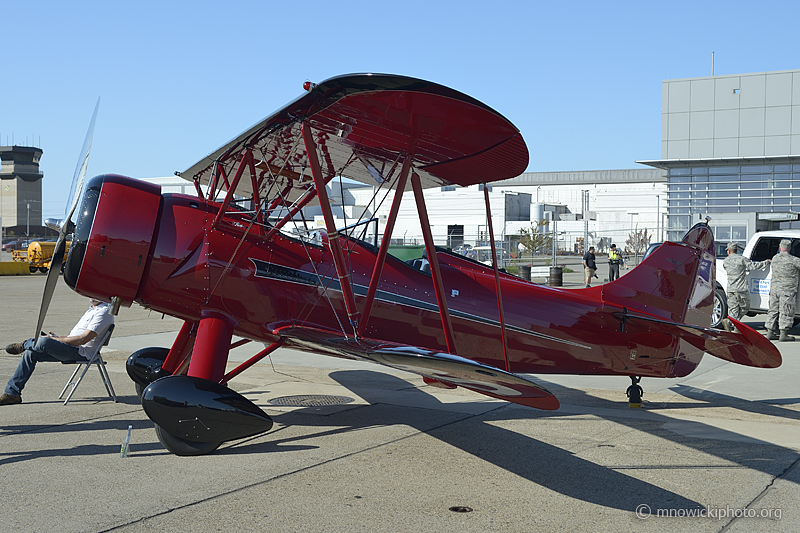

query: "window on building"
xmin=447 ymin=225 xmax=464 ymax=248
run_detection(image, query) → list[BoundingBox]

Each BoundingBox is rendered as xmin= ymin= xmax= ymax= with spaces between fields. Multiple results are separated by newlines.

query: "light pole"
xmin=502 ymin=191 xmax=509 ymax=267
xmin=551 ymin=213 xmax=557 ymax=266
xmin=656 ymin=195 xmax=660 ymax=242
xmin=26 ymin=201 xmax=30 ymax=238
xmin=582 ymin=190 xmax=589 ymax=253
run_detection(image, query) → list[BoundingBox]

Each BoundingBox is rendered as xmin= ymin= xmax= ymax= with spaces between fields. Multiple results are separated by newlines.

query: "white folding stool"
xmin=58 ymin=324 xmax=117 ymax=405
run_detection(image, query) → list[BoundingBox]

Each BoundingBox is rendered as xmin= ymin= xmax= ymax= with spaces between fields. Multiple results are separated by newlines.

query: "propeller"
xmin=35 ymin=98 xmax=100 ymax=339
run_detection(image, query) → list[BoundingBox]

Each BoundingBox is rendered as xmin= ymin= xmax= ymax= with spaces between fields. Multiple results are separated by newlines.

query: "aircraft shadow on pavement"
xmin=0 ymin=417 xmax=165 ymax=467
xmin=0 ymin=417 xmax=154 ymax=439
xmin=233 ymin=368 xmax=800 ymax=512
xmin=0 ymin=442 xmax=168 ymax=467
xmin=4 ymin=365 xmax=797 ymax=511
xmin=527 ymin=378 xmax=800 ymax=483
xmin=667 ymin=383 xmax=800 ymax=421
xmin=226 ymin=369 xmax=713 ymax=513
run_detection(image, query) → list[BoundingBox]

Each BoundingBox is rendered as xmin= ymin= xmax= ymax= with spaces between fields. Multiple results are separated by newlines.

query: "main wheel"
xmin=155 ymin=424 xmax=221 ymax=456
xmin=38 ymin=267 xmax=48 ymax=273
xmin=711 ymin=287 xmax=728 ymax=329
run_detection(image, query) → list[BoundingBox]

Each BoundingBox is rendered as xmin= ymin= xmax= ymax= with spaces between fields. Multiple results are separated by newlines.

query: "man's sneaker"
xmin=4 ymin=342 xmax=24 ymax=355
xmin=0 ymin=394 xmax=22 ymax=405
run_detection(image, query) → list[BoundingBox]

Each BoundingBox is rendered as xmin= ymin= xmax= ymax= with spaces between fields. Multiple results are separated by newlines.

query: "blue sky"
xmin=2 ymin=0 xmax=798 ymax=220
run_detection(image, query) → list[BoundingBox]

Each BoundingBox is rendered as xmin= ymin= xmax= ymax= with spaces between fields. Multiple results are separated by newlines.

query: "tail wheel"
xmin=154 ymin=424 xmax=221 ymax=456
xmin=712 ymin=288 xmax=728 ymax=329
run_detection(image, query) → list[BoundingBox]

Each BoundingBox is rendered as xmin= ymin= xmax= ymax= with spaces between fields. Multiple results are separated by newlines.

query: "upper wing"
xmin=274 ymin=325 xmax=559 ymax=411
xmin=180 ymin=73 xmax=528 ymax=200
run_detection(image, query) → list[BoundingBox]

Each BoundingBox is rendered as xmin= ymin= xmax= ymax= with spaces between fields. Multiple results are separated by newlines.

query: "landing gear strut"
xmin=626 ymin=376 xmax=643 ymax=408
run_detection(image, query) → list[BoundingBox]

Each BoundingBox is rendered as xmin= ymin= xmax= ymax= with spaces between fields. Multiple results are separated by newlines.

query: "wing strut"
xmin=411 ymin=172 xmax=458 ymax=354
xmin=220 ymin=339 xmax=285 ymax=385
xmin=266 ymin=182 xmax=295 ymax=212
xmin=302 ymin=122 xmax=360 ymax=335
xmin=208 ymin=161 xmax=231 ymax=202
xmin=264 ymin=184 xmax=319 ymax=239
xmin=212 ymin=146 xmax=258 ymax=229
xmin=161 ymin=320 xmax=197 ymax=374
xmin=483 ymin=185 xmax=510 ymax=372
xmin=358 ymin=157 xmax=412 ymax=337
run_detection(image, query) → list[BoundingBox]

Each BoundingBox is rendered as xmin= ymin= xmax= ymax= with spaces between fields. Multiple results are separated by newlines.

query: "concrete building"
xmin=0 ymin=145 xmax=44 ymax=239
xmin=640 ymin=68 xmax=800 ymax=253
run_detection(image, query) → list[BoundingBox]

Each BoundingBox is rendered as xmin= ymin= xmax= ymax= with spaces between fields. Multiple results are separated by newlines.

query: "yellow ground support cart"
xmin=11 ymin=241 xmax=71 ymax=274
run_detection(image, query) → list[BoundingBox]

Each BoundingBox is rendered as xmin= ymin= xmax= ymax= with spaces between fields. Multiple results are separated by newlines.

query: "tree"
xmin=625 ymin=228 xmax=652 ymax=256
xmin=518 ymin=219 xmax=552 ymax=258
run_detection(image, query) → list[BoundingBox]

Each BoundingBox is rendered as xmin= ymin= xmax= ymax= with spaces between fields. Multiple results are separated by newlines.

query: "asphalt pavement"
xmin=1 ymin=263 xmax=799 ymax=532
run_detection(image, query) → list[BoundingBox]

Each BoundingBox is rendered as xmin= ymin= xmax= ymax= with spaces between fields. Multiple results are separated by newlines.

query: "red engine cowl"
xmin=65 ymin=174 xmax=162 ymax=305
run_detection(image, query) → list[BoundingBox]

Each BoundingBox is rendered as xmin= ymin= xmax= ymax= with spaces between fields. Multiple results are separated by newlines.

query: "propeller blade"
xmin=34 ymin=98 xmax=100 ymax=339
xmin=64 ymin=97 xmax=100 ymax=226
xmin=34 ymin=236 xmax=66 ymax=338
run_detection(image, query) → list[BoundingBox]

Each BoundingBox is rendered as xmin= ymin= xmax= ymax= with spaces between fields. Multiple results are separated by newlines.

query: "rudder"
xmin=601 ymin=224 xmax=715 ymax=327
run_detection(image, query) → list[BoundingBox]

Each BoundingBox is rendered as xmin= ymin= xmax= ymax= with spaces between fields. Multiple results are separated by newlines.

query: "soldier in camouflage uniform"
xmin=722 ymin=241 xmax=769 ymax=332
xmin=765 ymin=239 xmax=800 ymax=341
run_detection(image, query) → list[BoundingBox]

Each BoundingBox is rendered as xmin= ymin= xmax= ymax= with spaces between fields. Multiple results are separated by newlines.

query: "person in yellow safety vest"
xmin=608 ymin=243 xmax=622 ymax=282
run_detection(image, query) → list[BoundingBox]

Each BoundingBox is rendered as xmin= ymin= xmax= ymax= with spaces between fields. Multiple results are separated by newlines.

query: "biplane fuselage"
xmin=69 ymin=174 xmax=712 ymax=383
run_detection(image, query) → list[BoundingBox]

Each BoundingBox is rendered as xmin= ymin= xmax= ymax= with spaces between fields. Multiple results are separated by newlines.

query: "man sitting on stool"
xmin=1 ymin=298 xmax=114 ymax=405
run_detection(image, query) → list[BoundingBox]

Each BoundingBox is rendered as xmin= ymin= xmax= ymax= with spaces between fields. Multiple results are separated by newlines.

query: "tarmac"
xmin=1 ymin=255 xmax=800 ymax=532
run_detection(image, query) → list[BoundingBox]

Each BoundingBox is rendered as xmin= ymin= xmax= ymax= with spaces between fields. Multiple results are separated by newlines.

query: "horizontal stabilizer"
xmin=620 ymin=312 xmax=781 ymax=369
xmin=275 ymin=325 xmax=559 ymax=410
xmin=678 ymin=316 xmax=782 ymax=368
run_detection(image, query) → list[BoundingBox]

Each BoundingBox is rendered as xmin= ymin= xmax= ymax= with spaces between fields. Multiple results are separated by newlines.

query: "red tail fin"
xmin=601 ymin=224 xmax=715 ymax=327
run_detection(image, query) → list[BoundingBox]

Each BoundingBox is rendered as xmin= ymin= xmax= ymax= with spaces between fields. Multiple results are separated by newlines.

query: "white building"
xmin=331 ymin=169 xmax=666 ymax=255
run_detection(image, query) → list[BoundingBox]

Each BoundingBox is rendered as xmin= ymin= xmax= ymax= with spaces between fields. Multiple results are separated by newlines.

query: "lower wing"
xmin=273 ymin=325 xmax=559 ymax=410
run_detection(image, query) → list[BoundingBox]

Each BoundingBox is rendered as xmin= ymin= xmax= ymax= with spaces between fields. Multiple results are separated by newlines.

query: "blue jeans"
xmin=5 ymin=337 xmax=82 ymax=396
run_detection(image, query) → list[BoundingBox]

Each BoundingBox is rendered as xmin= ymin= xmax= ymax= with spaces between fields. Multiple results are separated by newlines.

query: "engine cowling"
xmin=64 ymin=174 xmax=162 ymax=305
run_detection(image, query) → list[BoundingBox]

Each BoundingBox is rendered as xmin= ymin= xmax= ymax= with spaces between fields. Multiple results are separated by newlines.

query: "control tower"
xmin=0 ymin=146 xmax=44 ymax=238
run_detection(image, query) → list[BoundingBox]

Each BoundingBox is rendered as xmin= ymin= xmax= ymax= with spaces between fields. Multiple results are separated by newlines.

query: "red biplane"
xmin=38 ymin=74 xmax=780 ymax=455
